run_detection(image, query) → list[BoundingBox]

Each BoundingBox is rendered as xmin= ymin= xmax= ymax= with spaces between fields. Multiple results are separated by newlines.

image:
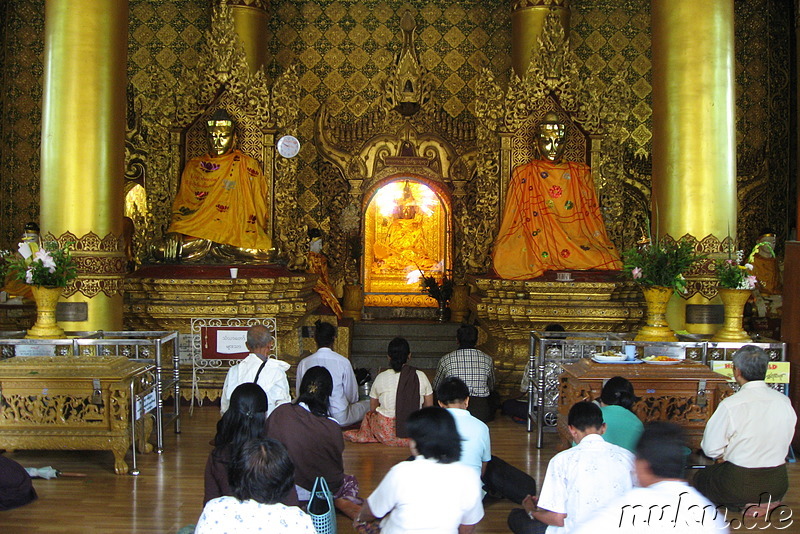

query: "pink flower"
xmin=632 ymin=267 xmax=643 ymax=279
xmin=746 ymin=276 xmax=757 ymax=288
xmin=33 ymin=249 xmax=56 ymax=273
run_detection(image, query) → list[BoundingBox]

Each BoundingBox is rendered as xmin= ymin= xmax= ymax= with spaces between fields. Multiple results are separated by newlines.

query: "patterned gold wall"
xmin=0 ymin=0 xmax=794 ymax=279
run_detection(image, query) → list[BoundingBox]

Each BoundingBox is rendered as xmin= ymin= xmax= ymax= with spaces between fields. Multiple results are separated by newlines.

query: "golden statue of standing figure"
xmin=152 ymin=109 xmax=272 ymax=263
xmin=492 ymin=112 xmax=622 ymax=279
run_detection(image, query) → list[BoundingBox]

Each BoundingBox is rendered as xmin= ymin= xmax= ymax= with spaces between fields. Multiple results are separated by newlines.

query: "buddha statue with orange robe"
xmin=152 ymin=109 xmax=272 ymax=262
xmin=492 ymin=112 xmax=621 ymax=279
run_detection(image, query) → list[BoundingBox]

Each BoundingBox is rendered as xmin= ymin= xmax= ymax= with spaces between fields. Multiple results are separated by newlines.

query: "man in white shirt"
xmin=574 ymin=422 xmax=730 ymax=534
xmin=508 ymin=401 xmax=635 ymax=534
xmin=220 ymin=325 xmax=290 ymax=416
xmin=437 ymin=376 xmax=537 ymax=504
xmin=694 ymin=345 xmax=797 ymax=508
xmin=296 ymin=321 xmax=369 ymax=426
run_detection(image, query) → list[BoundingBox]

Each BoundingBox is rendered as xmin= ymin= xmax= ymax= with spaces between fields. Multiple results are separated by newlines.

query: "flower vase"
xmin=436 ymin=300 xmax=451 ymax=323
xmin=26 ymin=285 xmax=65 ymax=339
xmin=634 ymin=286 xmax=678 ymax=342
xmin=711 ymin=288 xmax=752 ymax=342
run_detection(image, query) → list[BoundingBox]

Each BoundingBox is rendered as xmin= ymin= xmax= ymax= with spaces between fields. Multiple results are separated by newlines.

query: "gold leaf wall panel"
xmin=0 ymin=0 xmax=793 ymax=278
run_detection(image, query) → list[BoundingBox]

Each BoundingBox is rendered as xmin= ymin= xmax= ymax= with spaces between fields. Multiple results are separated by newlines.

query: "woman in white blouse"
xmin=195 ymin=437 xmax=314 ymax=533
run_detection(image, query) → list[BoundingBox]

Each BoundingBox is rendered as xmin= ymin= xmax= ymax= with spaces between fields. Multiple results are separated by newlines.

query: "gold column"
xmin=226 ymin=0 xmax=270 ymax=74
xmin=511 ymin=0 xmax=570 ymax=77
xmin=40 ymin=0 xmax=128 ymax=331
xmin=651 ymin=0 xmax=737 ymax=334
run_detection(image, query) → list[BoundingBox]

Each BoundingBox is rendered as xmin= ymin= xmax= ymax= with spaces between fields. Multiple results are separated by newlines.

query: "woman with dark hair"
xmin=354 ymin=407 xmax=484 ymax=533
xmin=195 ymin=438 xmax=314 ymax=533
xmin=597 ymin=376 xmax=644 ymax=453
xmin=266 ymin=365 xmax=362 ymax=519
xmin=344 ymin=337 xmax=433 ymax=447
xmin=204 ymin=383 xmax=300 ymax=506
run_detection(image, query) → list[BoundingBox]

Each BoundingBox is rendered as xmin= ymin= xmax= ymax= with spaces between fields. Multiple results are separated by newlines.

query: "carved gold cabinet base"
xmin=0 ymin=355 xmax=155 ymax=475
xmin=558 ymin=358 xmax=732 ymax=450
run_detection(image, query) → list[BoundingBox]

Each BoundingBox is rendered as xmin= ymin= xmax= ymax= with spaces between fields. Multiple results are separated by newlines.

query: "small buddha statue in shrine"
xmin=492 ymin=112 xmax=621 ymax=279
xmin=152 ymin=109 xmax=272 ymax=263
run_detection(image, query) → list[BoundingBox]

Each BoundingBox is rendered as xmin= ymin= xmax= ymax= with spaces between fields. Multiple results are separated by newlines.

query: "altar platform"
xmin=123 ymin=264 xmax=345 ymax=402
xmin=467 ymin=270 xmax=644 ymax=396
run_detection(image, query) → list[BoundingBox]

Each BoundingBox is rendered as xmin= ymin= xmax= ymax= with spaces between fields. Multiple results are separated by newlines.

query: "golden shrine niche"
xmin=363 ymin=177 xmax=452 ymax=307
xmin=315 ymin=11 xmax=477 ymax=309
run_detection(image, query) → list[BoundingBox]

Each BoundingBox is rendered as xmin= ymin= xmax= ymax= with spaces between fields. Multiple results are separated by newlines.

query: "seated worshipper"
xmin=438 ymin=376 xmax=537 ymax=504
xmin=204 ymin=383 xmax=298 ymax=506
xmin=266 ymin=366 xmax=362 ymax=520
xmin=195 ymin=438 xmax=314 ymax=534
xmin=0 ymin=455 xmax=37 ymax=511
xmin=296 ymin=321 xmax=370 ymax=426
xmin=694 ymin=345 xmax=797 ymax=509
xmin=152 ymin=108 xmax=272 ymax=262
xmin=492 ymin=112 xmax=621 ymax=279
xmin=574 ymin=422 xmax=729 ymax=534
xmin=344 ymin=337 xmax=434 ymax=447
xmin=354 ymin=407 xmax=484 ymax=534
xmin=508 ymin=401 xmax=635 ymax=534
xmin=220 ymin=325 xmax=290 ymax=416
xmin=597 ymin=376 xmax=643 ymax=453
xmin=433 ymin=324 xmax=496 ymax=422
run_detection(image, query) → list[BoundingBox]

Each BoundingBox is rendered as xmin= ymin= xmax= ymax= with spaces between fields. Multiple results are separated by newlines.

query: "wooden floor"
xmin=0 ymin=406 xmax=798 ymax=533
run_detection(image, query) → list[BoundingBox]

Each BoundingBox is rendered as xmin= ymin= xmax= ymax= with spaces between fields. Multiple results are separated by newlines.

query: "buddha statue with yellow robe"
xmin=492 ymin=112 xmax=621 ymax=279
xmin=152 ymin=109 xmax=272 ymax=262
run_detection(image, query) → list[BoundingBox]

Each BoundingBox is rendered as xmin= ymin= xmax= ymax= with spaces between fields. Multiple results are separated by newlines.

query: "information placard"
xmin=711 ymin=360 xmax=790 ymax=384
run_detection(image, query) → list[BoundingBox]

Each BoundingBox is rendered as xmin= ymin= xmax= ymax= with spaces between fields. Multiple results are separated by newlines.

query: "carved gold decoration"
xmin=315 ymin=11 xmax=478 ymax=288
xmin=43 ymin=231 xmax=126 ymax=299
xmin=558 ymin=358 xmax=733 ymax=449
xmin=0 ymin=355 xmax=155 ymax=474
xmin=513 ymin=0 xmax=570 ymax=7
xmin=659 ymin=232 xmax=734 ymax=300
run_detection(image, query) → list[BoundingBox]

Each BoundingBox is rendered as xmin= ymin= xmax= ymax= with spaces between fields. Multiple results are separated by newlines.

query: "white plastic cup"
xmin=229 ymin=267 xmax=238 ymax=279
xmin=624 ymin=344 xmax=637 ymax=361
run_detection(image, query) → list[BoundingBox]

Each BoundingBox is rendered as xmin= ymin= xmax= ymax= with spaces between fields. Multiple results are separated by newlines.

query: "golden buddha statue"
xmin=492 ymin=112 xmax=621 ymax=279
xmin=152 ymin=109 xmax=272 ymax=263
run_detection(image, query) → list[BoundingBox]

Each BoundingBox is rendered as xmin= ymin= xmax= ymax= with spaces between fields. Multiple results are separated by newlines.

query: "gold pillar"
xmin=40 ymin=0 xmax=128 ymax=331
xmin=227 ymin=1 xmax=270 ymax=74
xmin=511 ymin=1 xmax=570 ymax=78
xmin=651 ymin=0 xmax=737 ymax=334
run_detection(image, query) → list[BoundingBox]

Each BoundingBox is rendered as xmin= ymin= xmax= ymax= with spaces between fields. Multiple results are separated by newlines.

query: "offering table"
xmin=558 ymin=358 xmax=733 ymax=449
xmin=0 ymin=355 xmax=155 ymax=474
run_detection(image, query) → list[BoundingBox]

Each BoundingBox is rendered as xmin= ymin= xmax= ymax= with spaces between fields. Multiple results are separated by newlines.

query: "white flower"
xmin=33 ymin=249 xmax=56 ymax=273
xmin=17 ymin=242 xmax=32 ymax=259
xmin=24 ymin=268 xmax=33 ymax=284
xmin=744 ymin=263 xmax=753 ymax=270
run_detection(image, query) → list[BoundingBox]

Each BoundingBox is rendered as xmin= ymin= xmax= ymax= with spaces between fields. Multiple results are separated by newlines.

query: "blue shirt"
xmin=447 ymin=407 xmax=491 ymax=475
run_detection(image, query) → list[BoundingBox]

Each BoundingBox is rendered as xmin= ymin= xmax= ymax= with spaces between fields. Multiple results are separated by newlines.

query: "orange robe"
xmin=492 ymin=159 xmax=621 ymax=279
xmin=308 ymin=251 xmax=343 ymax=319
xmin=168 ymin=150 xmax=271 ymax=250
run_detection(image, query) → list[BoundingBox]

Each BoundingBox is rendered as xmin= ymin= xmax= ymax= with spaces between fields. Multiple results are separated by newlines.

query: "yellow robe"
xmin=168 ymin=150 xmax=271 ymax=250
xmin=492 ymin=159 xmax=621 ymax=279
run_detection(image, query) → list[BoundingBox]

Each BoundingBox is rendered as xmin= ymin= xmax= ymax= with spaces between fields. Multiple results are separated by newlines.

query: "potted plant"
xmin=622 ymin=237 xmax=703 ymax=341
xmin=1 ymin=239 xmax=77 ymax=338
xmin=711 ymin=249 xmax=756 ymax=342
xmin=413 ymin=265 xmax=454 ymax=322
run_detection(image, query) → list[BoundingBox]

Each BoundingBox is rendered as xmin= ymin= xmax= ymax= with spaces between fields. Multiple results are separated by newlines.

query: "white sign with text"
xmin=216 ymin=330 xmax=248 ymax=354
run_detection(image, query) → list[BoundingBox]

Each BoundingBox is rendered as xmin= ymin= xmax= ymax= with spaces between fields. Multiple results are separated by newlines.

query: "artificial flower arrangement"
xmin=622 ymin=237 xmax=703 ymax=293
xmin=409 ymin=264 xmax=454 ymax=304
xmin=1 ymin=240 xmax=77 ymax=287
xmin=715 ymin=249 xmax=757 ymax=290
